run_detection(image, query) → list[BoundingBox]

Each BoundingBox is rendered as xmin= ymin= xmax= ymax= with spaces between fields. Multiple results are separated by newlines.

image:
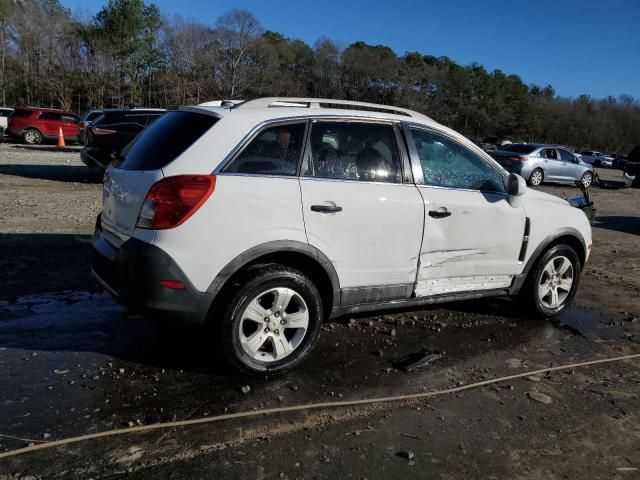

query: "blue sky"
xmin=62 ymin=0 xmax=640 ymax=99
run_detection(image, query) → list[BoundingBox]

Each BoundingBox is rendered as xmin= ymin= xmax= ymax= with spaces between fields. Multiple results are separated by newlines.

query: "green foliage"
xmin=0 ymin=1 xmax=638 ymax=153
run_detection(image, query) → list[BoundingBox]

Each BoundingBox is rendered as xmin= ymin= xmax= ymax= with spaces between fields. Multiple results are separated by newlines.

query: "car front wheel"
xmin=220 ymin=265 xmax=323 ymax=374
xmin=526 ymin=244 xmax=581 ymax=317
xmin=580 ymin=171 xmax=593 ymax=188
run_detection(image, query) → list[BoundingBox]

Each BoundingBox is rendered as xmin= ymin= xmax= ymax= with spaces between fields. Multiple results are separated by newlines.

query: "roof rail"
xmin=234 ymin=97 xmax=431 ymax=120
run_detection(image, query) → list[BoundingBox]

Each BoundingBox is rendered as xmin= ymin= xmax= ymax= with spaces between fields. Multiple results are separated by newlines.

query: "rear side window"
xmin=303 ymin=122 xmax=402 ymax=183
xmin=12 ymin=109 xmax=32 ymax=118
xmin=223 ymin=122 xmax=306 ymax=176
xmin=118 ymin=111 xmax=218 ymax=171
xmin=86 ymin=111 xmax=102 ymax=122
xmin=0 ymin=109 xmax=12 ymax=117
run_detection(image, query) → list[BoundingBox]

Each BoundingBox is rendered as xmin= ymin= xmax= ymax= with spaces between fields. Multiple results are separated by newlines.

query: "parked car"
xmin=480 ymin=136 xmax=512 ymax=152
xmin=579 ymin=150 xmax=612 ymax=168
xmin=491 ymin=144 xmax=594 ymax=187
xmin=625 ymin=145 xmax=640 ymax=188
xmin=92 ymin=97 xmax=592 ymax=374
xmin=0 ymin=107 xmax=14 ymax=137
xmin=612 ymin=155 xmax=628 ymax=170
xmin=6 ymin=107 xmax=80 ymax=145
xmin=80 ymin=108 xmax=165 ymax=169
xmin=78 ymin=109 xmax=104 ymax=144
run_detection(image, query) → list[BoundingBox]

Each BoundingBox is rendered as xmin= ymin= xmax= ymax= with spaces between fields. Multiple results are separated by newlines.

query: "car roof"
xmin=182 ymin=97 xmax=438 ymax=126
xmin=102 ymin=108 xmax=166 ymax=113
xmin=14 ymin=106 xmax=74 ymax=114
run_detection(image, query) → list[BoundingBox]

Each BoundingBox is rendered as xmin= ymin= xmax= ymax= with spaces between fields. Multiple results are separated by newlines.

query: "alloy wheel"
xmin=581 ymin=172 xmax=593 ymax=188
xmin=537 ymin=255 xmax=574 ymax=309
xmin=530 ymin=170 xmax=543 ymax=186
xmin=24 ymin=130 xmax=40 ymax=144
xmin=238 ymin=287 xmax=309 ymax=362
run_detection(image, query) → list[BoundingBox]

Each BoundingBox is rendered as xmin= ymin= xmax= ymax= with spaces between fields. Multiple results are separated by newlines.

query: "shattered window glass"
xmin=410 ymin=128 xmax=506 ymax=193
xmin=225 ymin=122 xmax=306 ymax=176
xmin=304 ymin=122 xmax=402 ymax=183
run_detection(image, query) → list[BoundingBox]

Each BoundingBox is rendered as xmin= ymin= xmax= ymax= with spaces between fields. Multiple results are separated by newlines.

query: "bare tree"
xmin=212 ymin=9 xmax=262 ymax=98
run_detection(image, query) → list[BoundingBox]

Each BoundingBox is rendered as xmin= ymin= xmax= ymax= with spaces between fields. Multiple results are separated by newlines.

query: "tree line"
xmin=0 ymin=0 xmax=638 ymax=154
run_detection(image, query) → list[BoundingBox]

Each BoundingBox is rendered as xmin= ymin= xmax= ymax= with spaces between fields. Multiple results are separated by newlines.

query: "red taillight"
xmin=136 ymin=175 xmax=215 ymax=230
xmin=92 ymin=127 xmax=116 ymax=135
xmin=510 ymin=155 xmax=528 ymax=162
xmin=160 ymin=280 xmax=185 ymax=290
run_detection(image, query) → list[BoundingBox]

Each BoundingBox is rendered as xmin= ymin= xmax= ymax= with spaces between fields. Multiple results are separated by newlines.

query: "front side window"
xmin=224 ymin=122 xmax=306 ymax=176
xmin=304 ymin=121 xmax=402 ymax=183
xmin=410 ymin=128 xmax=506 ymax=192
xmin=559 ymin=149 xmax=575 ymax=162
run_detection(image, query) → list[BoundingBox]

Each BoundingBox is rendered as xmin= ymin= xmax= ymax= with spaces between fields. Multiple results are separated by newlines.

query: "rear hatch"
xmin=100 ymin=110 xmax=220 ymax=245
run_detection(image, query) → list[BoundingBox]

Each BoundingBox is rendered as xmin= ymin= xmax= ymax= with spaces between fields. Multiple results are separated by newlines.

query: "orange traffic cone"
xmin=57 ymin=127 xmax=66 ymax=148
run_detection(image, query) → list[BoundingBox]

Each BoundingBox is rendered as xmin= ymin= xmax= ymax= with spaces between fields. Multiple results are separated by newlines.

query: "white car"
xmin=0 ymin=107 xmax=14 ymax=131
xmin=92 ymin=97 xmax=592 ymax=374
xmin=579 ymin=150 xmax=613 ymax=168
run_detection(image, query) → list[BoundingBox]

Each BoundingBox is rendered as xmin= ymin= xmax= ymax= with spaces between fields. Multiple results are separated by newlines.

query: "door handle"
xmin=311 ymin=204 xmax=342 ymax=213
xmin=428 ymin=208 xmax=451 ymax=218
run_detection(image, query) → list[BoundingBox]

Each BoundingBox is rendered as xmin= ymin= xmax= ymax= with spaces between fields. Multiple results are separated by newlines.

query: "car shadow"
xmin=594 ymin=215 xmax=640 ymax=236
xmin=13 ymin=144 xmax=82 ymax=153
xmin=0 ymin=164 xmax=103 ymax=183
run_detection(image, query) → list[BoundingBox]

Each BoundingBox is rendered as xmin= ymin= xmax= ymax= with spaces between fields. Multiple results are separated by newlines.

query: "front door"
xmin=299 ymin=120 xmax=424 ymax=302
xmin=404 ymin=125 xmax=525 ymax=297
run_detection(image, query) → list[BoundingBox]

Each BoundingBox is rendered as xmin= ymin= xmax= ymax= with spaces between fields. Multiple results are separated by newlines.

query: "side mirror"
xmin=507 ymin=173 xmax=527 ymax=206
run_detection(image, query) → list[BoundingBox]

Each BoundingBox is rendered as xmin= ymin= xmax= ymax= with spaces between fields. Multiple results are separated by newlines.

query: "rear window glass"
xmin=12 ymin=109 xmax=33 ymax=117
xmin=118 ymin=111 xmax=218 ymax=171
xmin=500 ymin=144 xmax=537 ymax=154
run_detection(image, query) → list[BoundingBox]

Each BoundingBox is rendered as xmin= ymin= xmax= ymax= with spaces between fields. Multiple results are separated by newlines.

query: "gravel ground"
xmin=0 ymin=142 xmax=639 ymax=479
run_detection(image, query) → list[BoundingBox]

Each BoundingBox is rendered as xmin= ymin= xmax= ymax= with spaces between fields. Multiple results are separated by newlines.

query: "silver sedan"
xmin=491 ymin=144 xmax=594 ymax=187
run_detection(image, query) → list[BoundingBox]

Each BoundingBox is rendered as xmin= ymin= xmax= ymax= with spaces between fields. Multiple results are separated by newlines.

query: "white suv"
xmin=92 ymin=97 xmax=592 ymax=374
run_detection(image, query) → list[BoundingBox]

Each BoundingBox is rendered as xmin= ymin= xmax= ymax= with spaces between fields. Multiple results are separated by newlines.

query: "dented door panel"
xmin=415 ymin=187 xmax=525 ymax=296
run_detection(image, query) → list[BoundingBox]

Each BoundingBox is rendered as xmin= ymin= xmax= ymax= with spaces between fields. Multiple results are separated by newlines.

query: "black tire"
xmin=22 ymin=128 xmax=42 ymax=145
xmin=528 ymin=168 xmax=544 ymax=186
xmin=522 ymin=244 xmax=581 ymax=317
xmin=580 ymin=171 xmax=593 ymax=188
xmin=219 ymin=264 xmax=323 ymax=375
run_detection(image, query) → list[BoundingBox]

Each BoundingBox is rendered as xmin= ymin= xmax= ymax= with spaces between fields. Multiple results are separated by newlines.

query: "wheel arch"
xmin=23 ymin=126 xmax=43 ymax=137
xmin=206 ymin=241 xmax=340 ymax=320
xmin=510 ymin=228 xmax=587 ymax=295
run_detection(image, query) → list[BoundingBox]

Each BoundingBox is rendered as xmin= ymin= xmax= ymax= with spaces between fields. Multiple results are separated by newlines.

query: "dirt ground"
xmin=0 ymin=142 xmax=639 ymax=479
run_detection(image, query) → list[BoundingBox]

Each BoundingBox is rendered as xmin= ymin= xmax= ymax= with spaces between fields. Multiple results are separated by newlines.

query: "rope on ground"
xmin=1 ymin=352 xmax=639 ymax=460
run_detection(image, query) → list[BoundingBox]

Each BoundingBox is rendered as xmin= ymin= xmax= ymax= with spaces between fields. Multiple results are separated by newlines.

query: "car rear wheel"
xmin=22 ymin=129 xmax=42 ymax=145
xmin=580 ymin=171 xmax=593 ymax=188
xmin=524 ymin=244 xmax=581 ymax=317
xmin=220 ymin=265 xmax=323 ymax=375
xmin=528 ymin=168 xmax=544 ymax=186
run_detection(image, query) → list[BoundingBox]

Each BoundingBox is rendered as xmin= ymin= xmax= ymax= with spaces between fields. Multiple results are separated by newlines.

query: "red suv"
xmin=7 ymin=107 xmax=81 ymax=145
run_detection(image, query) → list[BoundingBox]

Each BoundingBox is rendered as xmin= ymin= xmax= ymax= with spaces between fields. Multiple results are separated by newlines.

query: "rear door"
xmin=404 ymin=125 xmax=525 ymax=296
xmin=299 ymin=120 xmax=424 ymax=302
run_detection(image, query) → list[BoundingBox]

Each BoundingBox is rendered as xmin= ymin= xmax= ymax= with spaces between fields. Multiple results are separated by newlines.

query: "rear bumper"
xmin=91 ymin=216 xmax=214 ymax=325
